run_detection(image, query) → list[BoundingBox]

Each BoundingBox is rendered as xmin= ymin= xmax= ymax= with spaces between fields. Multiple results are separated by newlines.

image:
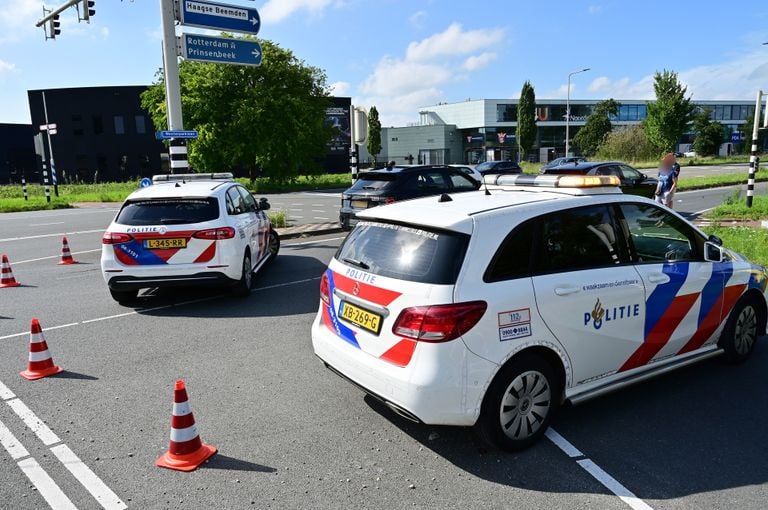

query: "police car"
xmin=312 ymin=174 xmax=768 ymax=451
xmin=101 ymin=173 xmax=279 ymax=304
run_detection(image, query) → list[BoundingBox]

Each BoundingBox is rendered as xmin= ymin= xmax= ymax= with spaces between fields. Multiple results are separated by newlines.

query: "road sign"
xmin=179 ymin=0 xmax=260 ymax=35
xmin=140 ymin=177 xmax=153 ymax=188
xmin=731 ymin=132 xmax=743 ymax=143
xmin=39 ymin=123 xmax=56 ymax=130
xmin=180 ymin=33 xmax=262 ymax=67
xmin=155 ymin=130 xmax=199 ymax=140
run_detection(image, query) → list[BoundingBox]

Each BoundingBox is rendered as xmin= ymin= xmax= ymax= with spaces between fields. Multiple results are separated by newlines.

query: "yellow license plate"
xmin=339 ymin=301 xmax=382 ymax=335
xmin=146 ymin=238 xmax=187 ymax=249
xmin=351 ymin=200 xmax=368 ymax=209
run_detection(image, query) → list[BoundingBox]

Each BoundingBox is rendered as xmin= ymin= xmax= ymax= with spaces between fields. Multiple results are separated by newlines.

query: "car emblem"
xmin=352 ymin=282 xmax=360 ymax=296
xmin=158 ymin=226 xmax=167 ymax=235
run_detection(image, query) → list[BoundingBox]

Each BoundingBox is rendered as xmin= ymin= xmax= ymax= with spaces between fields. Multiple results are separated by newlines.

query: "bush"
xmin=597 ymin=125 xmax=658 ymax=162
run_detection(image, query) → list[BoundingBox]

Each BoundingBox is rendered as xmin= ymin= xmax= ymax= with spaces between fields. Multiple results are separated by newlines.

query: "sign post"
xmin=160 ymin=0 xmax=187 ymax=174
xmin=747 ymin=90 xmax=764 ymax=208
xmin=41 ymin=90 xmax=58 ymax=196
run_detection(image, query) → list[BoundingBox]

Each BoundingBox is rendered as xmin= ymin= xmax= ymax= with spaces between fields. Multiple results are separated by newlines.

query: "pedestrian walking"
xmin=654 ymin=153 xmax=678 ymax=208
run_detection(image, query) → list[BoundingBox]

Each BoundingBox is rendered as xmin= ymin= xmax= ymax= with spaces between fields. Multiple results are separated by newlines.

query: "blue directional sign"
xmin=180 ymin=0 xmax=260 ymax=35
xmin=155 ymin=130 xmax=199 ymax=140
xmin=140 ymin=177 xmax=153 ymax=188
xmin=731 ymin=132 xmax=743 ymax=143
xmin=181 ymin=34 xmax=262 ymax=67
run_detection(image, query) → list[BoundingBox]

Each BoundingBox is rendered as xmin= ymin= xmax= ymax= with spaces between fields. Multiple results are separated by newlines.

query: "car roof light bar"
xmin=485 ymin=174 xmax=620 ymax=188
xmin=153 ymin=173 xmax=234 ymax=182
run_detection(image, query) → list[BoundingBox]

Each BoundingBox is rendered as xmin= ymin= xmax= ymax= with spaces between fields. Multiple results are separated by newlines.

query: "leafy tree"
xmin=573 ymin=99 xmax=620 ymax=156
xmin=141 ymin=36 xmax=334 ymax=182
xmin=366 ymin=106 xmax=382 ymax=166
xmin=739 ymin=110 xmax=767 ymax=154
xmin=691 ymin=108 xmax=724 ymax=157
xmin=597 ymin=125 xmax=657 ymax=162
xmin=516 ymin=81 xmax=536 ymax=160
xmin=644 ymin=70 xmax=695 ymax=154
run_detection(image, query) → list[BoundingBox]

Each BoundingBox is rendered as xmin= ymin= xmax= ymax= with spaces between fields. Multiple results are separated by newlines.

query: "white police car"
xmin=101 ymin=173 xmax=279 ymax=304
xmin=312 ymin=174 xmax=768 ymax=451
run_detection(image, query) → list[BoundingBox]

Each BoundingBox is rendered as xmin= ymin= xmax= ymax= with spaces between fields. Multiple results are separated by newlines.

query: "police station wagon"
xmin=312 ymin=174 xmax=768 ymax=451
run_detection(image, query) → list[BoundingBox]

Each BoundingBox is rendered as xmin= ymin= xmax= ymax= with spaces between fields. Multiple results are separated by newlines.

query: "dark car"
xmin=475 ymin=160 xmax=522 ymax=176
xmin=540 ymin=161 xmax=658 ymax=198
xmin=540 ymin=156 xmax=587 ymax=171
xmin=340 ymin=165 xmax=480 ymax=229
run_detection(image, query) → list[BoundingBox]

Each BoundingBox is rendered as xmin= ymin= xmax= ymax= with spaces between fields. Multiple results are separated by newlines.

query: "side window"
xmin=226 ymin=187 xmax=244 ymax=215
xmin=415 ymin=171 xmax=448 ymax=190
xmin=618 ymin=203 xmax=702 ymax=262
xmin=484 ymin=219 xmax=536 ymax=282
xmin=237 ymin=186 xmax=257 ymax=212
xmin=225 ymin=193 xmax=235 ymax=215
xmin=448 ymin=172 xmax=477 ymax=190
xmin=595 ymin=165 xmax=620 ymax=177
xmin=619 ymin=164 xmax=642 ymax=180
xmin=534 ymin=205 xmax=622 ymax=274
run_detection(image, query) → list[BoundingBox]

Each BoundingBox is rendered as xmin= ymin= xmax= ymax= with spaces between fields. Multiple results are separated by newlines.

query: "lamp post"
xmin=565 ymin=67 xmax=590 ymax=157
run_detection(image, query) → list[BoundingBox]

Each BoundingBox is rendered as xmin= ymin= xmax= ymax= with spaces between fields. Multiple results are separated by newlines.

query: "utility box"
xmin=539 ymin=147 xmax=555 ymax=164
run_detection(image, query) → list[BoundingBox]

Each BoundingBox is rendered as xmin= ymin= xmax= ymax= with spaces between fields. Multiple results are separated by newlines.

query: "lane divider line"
xmin=0 ymin=228 xmax=104 ymax=243
xmin=13 ymin=249 xmax=102 ymax=265
xmin=546 ymin=427 xmax=654 ymax=510
xmin=0 ymin=379 xmax=16 ymax=400
xmin=17 ymin=457 xmax=79 ymax=510
xmin=51 ymin=444 xmax=127 ymax=510
xmin=251 ymin=276 xmax=320 ymax=291
xmin=6 ymin=398 xmax=61 ymax=446
xmin=0 ymin=417 xmax=30 ymax=460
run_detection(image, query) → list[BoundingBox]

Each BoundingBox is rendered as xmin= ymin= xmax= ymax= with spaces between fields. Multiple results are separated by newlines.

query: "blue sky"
xmin=1 ymin=0 xmax=767 ymax=127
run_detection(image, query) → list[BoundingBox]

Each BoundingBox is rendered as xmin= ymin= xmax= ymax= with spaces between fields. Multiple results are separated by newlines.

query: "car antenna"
xmin=438 ymin=193 xmax=453 ymax=202
xmin=483 ymin=177 xmax=491 ymax=196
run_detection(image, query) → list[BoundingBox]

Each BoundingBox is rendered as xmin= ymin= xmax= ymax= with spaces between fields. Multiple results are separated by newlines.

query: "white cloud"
xmin=462 ymin=52 xmax=496 ymax=71
xmin=588 ymin=4 xmax=603 ymax=14
xmin=100 ymin=27 xmax=110 ymax=39
xmin=0 ymin=0 xmax=44 ymax=44
xmin=409 ymin=10 xmax=426 ymax=29
xmin=0 ymin=59 xmax=16 ymax=74
xmin=260 ymin=0 xmax=340 ymax=24
xmin=405 ymin=23 xmax=504 ymax=62
xmin=329 ymin=81 xmax=350 ymax=96
xmin=360 ymin=57 xmax=452 ymax=97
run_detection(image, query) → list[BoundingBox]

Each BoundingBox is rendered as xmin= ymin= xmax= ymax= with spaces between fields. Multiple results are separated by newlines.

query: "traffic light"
xmin=82 ymin=0 xmax=95 ymax=22
xmin=48 ymin=14 xmax=61 ymax=39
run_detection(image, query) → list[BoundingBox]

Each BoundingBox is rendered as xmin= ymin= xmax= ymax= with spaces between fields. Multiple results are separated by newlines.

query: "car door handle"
xmin=554 ymin=286 xmax=581 ymax=296
xmin=648 ymin=273 xmax=670 ymax=284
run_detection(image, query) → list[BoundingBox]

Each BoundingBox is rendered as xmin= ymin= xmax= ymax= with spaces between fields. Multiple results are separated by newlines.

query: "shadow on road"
xmin=51 ymin=370 xmax=99 ymax=381
xmin=202 ymin=454 xmax=276 ymax=473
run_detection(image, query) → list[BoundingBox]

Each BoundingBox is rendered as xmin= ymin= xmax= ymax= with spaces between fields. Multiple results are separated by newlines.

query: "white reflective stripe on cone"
xmin=170 ymin=161 xmax=188 ymax=168
xmin=169 ymin=146 xmax=187 ymax=154
xmin=28 ymin=350 xmax=53 ymax=363
xmin=29 ymin=333 xmax=46 ymax=344
xmin=172 ymin=401 xmax=191 ymax=416
xmin=170 ymin=425 xmax=199 ymax=443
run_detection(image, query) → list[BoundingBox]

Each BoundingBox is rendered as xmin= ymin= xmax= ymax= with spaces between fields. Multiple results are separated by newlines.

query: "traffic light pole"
xmin=160 ymin=0 xmax=188 ymax=174
xmin=35 ymin=0 xmax=81 ymax=27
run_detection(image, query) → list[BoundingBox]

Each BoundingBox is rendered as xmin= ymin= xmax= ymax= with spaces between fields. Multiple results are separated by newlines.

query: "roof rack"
xmin=484 ymin=174 xmax=620 ymax=189
xmin=152 ymin=173 xmax=234 ymax=183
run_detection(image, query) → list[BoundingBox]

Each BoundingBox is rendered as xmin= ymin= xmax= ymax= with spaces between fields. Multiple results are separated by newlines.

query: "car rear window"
xmin=115 ymin=198 xmax=219 ymax=226
xmin=336 ymin=221 xmax=469 ymax=284
xmin=346 ymin=173 xmax=399 ymax=192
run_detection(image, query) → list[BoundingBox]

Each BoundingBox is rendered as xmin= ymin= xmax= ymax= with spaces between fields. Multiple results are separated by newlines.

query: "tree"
xmin=597 ymin=125 xmax=657 ymax=162
xmin=691 ymin=108 xmax=724 ymax=157
xmin=141 ymin=36 xmax=334 ymax=182
xmin=516 ymin=81 xmax=536 ymax=160
xmin=573 ymin=99 xmax=620 ymax=156
xmin=644 ymin=70 xmax=695 ymax=154
xmin=739 ymin=110 xmax=767 ymax=154
xmin=366 ymin=106 xmax=382 ymax=166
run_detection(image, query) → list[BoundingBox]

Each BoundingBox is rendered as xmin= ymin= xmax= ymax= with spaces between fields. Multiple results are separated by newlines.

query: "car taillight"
xmin=102 ymin=232 xmax=134 ymax=245
xmin=319 ymin=272 xmax=330 ymax=305
xmin=384 ymin=197 xmax=396 ymax=204
xmin=392 ymin=301 xmax=487 ymax=343
xmin=193 ymin=227 xmax=235 ymax=240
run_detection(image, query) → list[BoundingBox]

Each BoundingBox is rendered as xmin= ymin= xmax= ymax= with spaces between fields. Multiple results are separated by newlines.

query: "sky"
xmin=1 ymin=0 xmax=767 ymax=127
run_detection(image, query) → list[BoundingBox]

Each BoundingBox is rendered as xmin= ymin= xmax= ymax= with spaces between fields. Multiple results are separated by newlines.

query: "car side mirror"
xmin=708 ymin=234 xmax=723 ymax=246
xmin=704 ymin=241 xmax=724 ymax=262
xmin=259 ymin=197 xmax=271 ymax=211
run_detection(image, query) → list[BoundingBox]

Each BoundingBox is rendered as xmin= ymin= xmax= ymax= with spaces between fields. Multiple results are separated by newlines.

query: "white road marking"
xmin=547 ymin=427 xmax=654 ymax=510
xmin=290 ymin=215 xmax=304 ymax=219
xmin=51 ymin=444 xmax=127 ymax=510
xmin=311 ymin=209 xmax=327 ymax=213
xmin=283 ymin=236 xmax=345 ymax=247
xmin=0 ymin=379 xmax=16 ymax=400
xmin=692 ymin=206 xmax=715 ymax=215
xmin=30 ymin=222 xmax=65 ymax=226
xmin=577 ymin=459 xmax=654 ymax=510
xmin=0 ymin=229 xmax=104 ymax=243
xmin=314 ymin=216 xmax=330 ymax=220
xmin=17 ymin=457 xmax=78 ymax=510
xmin=0 ymin=417 xmax=30 ymax=460
xmin=6 ymin=398 xmax=61 ymax=446
xmin=13 ymin=249 xmax=102 ymax=265
xmin=252 ymin=277 xmax=320 ymax=291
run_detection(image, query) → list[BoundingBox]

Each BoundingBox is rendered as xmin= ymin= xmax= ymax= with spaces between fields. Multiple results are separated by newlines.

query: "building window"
xmin=496 ymin=104 xmax=517 ymax=122
xmin=114 ymin=115 xmax=125 ymax=135
xmin=391 ymin=137 xmax=398 ymax=141
xmin=72 ymin=114 xmax=84 ymax=136
xmin=135 ymin=115 xmax=146 ymax=135
xmin=93 ymin=116 xmax=103 ymax=135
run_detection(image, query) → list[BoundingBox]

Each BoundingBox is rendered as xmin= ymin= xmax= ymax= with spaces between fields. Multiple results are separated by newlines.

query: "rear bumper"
xmin=106 ymin=272 xmax=233 ymax=290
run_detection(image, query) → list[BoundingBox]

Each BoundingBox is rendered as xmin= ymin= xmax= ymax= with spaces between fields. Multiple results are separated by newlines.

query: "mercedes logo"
xmin=158 ymin=226 xmax=168 ymax=235
xmin=352 ymin=282 xmax=360 ymax=296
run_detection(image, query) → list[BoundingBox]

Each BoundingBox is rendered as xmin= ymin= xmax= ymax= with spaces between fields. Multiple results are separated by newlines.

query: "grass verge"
xmin=707 ymin=193 xmax=768 ymax=220
xmin=267 ymin=209 xmax=289 ymax=228
xmin=677 ymin=172 xmax=768 ymax=191
xmin=701 ymin=226 xmax=768 ymax=267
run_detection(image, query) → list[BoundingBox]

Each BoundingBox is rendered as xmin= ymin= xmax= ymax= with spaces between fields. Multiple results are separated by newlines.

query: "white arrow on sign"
xmin=250 ymin=16 xmax=258 ymax=26
xmin=252 ymin=49 xmax=260 ymax=59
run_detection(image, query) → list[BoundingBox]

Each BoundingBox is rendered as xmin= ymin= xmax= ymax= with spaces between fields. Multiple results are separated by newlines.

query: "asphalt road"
xmin=0 ymin=194 xmax=767 ymax=509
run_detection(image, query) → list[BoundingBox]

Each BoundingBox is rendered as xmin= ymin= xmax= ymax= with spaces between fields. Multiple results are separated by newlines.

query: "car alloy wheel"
xmin=499 ymin=370 xmax=551 ymax=441
xmin=733 ymin=304 xmax=758 ymax=356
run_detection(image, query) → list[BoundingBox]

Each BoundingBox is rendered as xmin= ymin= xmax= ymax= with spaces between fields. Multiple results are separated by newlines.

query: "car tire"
xmin=233 ymin=251 xmax=252 ymax=297
xmin=719 ymin=296 xmax=760 ymax=363
xmin=267 ymin=228 xmax=280 ymax=262
xmin=474 ymin=353 xmax=559 ymax=452
xmin=109 ymin=289 xmax=138 ymax=305
xmin=340 ymin=217 xmax=351 ymax=231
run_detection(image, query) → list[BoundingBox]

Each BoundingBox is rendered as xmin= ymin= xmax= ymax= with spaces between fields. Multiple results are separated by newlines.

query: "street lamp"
xmin=565 ymin=67 xmax=590 ymax=157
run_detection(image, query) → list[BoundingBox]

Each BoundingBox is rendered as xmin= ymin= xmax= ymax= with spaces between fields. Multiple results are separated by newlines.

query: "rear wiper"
xmin=343 ymin=257 xmax=370 ymax=270
xmin=159 ymin=218 xmax=189 ymax=225
xmin=361 ymin=186 xmax=378 ymax=190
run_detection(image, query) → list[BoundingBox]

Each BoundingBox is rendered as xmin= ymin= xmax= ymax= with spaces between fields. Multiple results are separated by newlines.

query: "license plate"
xmin=351 ymin=200 xmax=368 ymax=209
xmin=145 ymin=238 xmax=187 ymax=249
xmin=339 ymin=301 xmax=382 ymax=335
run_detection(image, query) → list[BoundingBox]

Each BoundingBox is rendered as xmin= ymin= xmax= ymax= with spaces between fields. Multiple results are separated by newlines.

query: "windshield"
xmin=475 ymin=162 xmax=495 ymax=172
xmin=115 ymin=198 xmax=219 ymax=226
xmin=346 ymin=173 xmax=399 ymax=192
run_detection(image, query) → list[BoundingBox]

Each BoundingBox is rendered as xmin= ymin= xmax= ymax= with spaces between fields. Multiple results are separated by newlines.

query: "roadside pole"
xmin=159 ymin=0 xmax=187 ymax=173
xmin=21 ymin=174 xmax=28 ymax=201
xmin=41 ymin=91 xmax=59 ymax=196
xmin=350 ymin=104 xmax=358 ymax=180
xmin=747 ymin=90 xmax=764 ymax=208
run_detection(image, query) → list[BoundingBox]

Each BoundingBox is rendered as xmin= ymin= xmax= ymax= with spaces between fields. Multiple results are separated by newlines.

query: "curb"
xmin=276 ymin=223 xmax=345 ymax=240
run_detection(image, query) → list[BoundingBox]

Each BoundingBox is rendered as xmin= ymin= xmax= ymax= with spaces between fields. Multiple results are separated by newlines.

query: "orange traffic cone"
xmin=20 ymin=318 xmax=63 ymax=380
xmin=58 ymin=236 xmax=78 ymax=265
xmin=156 ymin=380 xmax=217 ymax=472
xmin=0 ymin=254 xmax=20 ymax=288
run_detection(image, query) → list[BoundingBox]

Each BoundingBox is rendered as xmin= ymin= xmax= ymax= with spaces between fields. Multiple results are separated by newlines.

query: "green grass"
xmin=707 ymin=193 xmax=768 ymax=220
xmin=676 ymin=172 xmax=768 ymax=191
xmin=701 ymin=226 xmax=768 ymax=267
xmin=238 ymin=174 xmax=351 ymax=194
xmin=267 ymin=209 xmax=289 ymax=228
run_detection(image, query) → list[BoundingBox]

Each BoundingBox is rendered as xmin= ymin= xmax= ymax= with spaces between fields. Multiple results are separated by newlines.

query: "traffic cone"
xmin=20 ymin=318 xmax=63 ymax=381
xmin=0 ymin=254 xmax=21 ymax=288
xmin=156 ymin=380 xmax=217 ymax=472
xmin=58 ymin=236 xmax=78 ymax=265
